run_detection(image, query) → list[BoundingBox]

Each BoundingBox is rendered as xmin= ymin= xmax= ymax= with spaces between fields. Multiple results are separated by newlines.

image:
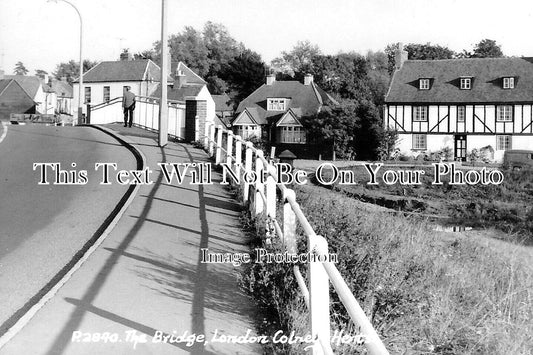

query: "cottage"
xmin=4 ymin=73 xmax=48 ymax=114
xmin=50 ymin=77 xmax=73 ymax=115
xmin=385 ymin=46 xmax=533 ymax=162
xmin=212 ymin=93 xmax=233 ymax=129
xmin=72 ymin=52 xmax=166 ymax=113
xmin=233 ymin=74 xmax=337 ymax=156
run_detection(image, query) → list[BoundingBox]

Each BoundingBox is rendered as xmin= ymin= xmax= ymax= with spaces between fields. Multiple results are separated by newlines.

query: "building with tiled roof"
xmin=0 ymin=73 xmax=36 ymax=120
xmin=4 ymin=74 xmax=48 ymax=114
xmin=212 ymin=93 xmax=233 ymax=128
xmin=72 ymin=55 xmax=172 ymax=113
xmin=385 ymin=46 xmax=533 ymax=162
xmin=233 ymin=74 xmax=337 ymax=156
xmin=51 ymin=77 xmax=74 ymax=115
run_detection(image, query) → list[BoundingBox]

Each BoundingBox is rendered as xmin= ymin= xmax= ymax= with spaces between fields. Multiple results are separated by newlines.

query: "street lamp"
xmin=48 ymin=0 xmax=83 ymax=126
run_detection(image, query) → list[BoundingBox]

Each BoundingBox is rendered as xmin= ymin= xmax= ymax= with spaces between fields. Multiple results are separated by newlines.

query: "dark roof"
xmin=51 ymin=79 xmax=73 ymax=98
xmin=0 ymin=80 xmax=11 ymax=94
xmin=5 ymin=75 xmax=41 ymax=98
xmin=74 ymin=59 xmax=170 ymax=83
xmin=0 ymin=79 xmax=36 ymax=102
xmin=152 ymin=84 xmax=203 ymax=101
xmin=214 ymin=115 xmax=231 ymax=128
xmin=176 ymin=62 xmax=206 ymax=85
xmin=212 ymin=94 xmax=233 ymax=112
xmin=386 ymin=57 xmax=533 ymax=104
xmin=235 ymin=80 xmax=337 ymax=124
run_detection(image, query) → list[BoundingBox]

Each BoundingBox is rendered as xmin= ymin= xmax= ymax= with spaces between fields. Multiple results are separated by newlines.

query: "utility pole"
xmin=158 ymin=0 xmax=169 ymax=147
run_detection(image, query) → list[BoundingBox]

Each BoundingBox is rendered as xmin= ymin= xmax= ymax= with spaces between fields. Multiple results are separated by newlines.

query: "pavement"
xmin=0 ymin=123 xmax=262 ymax=355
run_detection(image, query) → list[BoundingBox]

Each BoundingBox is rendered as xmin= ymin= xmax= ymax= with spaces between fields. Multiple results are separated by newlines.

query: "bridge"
xmin=0 ymin=97 xmax=388 ymax=355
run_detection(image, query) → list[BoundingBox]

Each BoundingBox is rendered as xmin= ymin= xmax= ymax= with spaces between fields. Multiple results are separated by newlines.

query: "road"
xmin=0 ymin=124 xmax=136 ymax=332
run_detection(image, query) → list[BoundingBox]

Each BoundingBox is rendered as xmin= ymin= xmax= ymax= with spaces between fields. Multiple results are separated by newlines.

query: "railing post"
xmin=215 ymin=125 xmax=223 ymax=165
xmin=283 ymin=189 xmax=297 ymax=253
xmin=226 ymin=131 xmax=234 ymax=167
xmin=235 ymin=135 xmax=242 ymax=178
xmin=309 ymin=235 xmax=331 ymax=355
xmin=266 ymin=164 xmax=276 ymax=219
xmin=208 ymin=123 xmax=215 ymax=157
xmin=255 ymin=151 xmax=264 ymax=216
xmin=244 ymin=142 xmax=253 ymax=203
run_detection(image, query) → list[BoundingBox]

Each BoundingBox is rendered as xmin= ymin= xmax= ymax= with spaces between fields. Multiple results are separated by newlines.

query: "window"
xmin=267 ymin=98 xmax=287 ymax=111
xmin=236 ymin=125 xmax=259 ymax=140
xmin=457 ymin=106 xmax=466 ymax=122
xmin=280 ymin=126 xmax=306 ymax=144
xmin=503 ymin=77 xmax=515 ymax=89
xmin=460 ymin=78 xmax=471 ymax=90
xmin=497 ymin=105 xmax=513 ymax=121
xmin=413 ymin=134 xmax=427 ymax=150
xmin=413 ymin=106 xmax=428 ymax=122
xmin=419 ymin=78 xmax=430 ymax=90
xmin=84 ymin=87 xmax=91 ymax=103
xmin=496 ymin=135 xmax=512 ymax=150
xmin=103 ymin=86 xmax=110 ymax=102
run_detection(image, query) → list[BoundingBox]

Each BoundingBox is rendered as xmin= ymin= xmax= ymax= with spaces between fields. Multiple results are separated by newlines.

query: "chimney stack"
xmin=395 ymin=43 xmax=408 ymax=70
xmin=175 ymin=69 xmax=186 ymax=88
xmin=266 ymin=73 xmax=275 ymax=85
xmin=304 ymin=74 xmax=313 ymax=85
xmin=120 ymin=50 xmax=133 ymax=61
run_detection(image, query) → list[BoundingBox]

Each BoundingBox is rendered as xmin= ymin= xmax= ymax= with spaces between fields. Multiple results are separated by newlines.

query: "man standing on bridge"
xmin=122 ymin=86 xmax=136 ymax=127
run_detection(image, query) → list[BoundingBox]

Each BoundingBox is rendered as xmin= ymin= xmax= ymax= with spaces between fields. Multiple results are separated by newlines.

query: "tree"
xmin=271 ymin=40 xmax=321 ymax=78
xmin=302 ymin=100 xmax=359 ymax=159
xmin=134 ymin=50 xmax=156 ymax=60
xmin=471 ymin=39 xmax=503 ymax=58
xmin=385 ymin=42 xmax=456 ymax=74
xmin=52 ymin=59 xmax=98 ymax=84
xmin=220 ymin=49 xmax=265 ymax=104
xmin=35 ymin=69 xmax=48 ymax=79
xmin=14 ymin=61 xmax=28 ymax=75
xmin=310 ymin=53 xmax=371 ymax=101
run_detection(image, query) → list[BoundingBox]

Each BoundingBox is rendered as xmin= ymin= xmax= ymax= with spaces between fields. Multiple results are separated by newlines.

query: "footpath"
xmin=0 ymin=124 xmax=262 ymax=355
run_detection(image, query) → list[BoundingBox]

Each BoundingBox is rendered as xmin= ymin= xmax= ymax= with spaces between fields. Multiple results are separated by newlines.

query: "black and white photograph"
xmin=0 ymin=0 xmax=532 ymax=354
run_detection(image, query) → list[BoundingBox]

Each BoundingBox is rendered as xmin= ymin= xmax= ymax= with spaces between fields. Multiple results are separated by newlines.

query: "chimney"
xmin=304 ymin=74 xmax=313 ymax=85
xmin=120 ymin=50 xmax=133 ymax=61
xmin=395 ymin=43 xmax=408 ymax=70
xmin=175 ymin=69 xmax=187 ymax=88
xmin=266 ymin=74 xmax=275 ymax=85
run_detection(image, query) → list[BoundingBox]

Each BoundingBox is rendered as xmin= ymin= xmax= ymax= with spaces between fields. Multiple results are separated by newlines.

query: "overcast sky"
xmin=1 ymin=0 xmax=532 ymax=75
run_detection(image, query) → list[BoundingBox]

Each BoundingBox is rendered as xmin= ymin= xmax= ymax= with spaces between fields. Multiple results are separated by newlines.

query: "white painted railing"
xmin=89 ymin=96 xmax=186 ymax=140
xmin=203 ymin=122 xmax=389 ymax=355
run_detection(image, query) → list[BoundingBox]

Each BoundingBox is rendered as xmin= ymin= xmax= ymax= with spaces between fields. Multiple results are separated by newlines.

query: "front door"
xmin=454 ymin=135 xmax=467 ymax=161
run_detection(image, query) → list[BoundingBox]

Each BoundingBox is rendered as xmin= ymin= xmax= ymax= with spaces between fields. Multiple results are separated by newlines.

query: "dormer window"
xmin=267 ymin=98 xmax=288 ymax=111
xmin=503 ymin=77 xmax=515 ymax=89
xmin=460 ymin=77 xmax=472 ymax=90
xmin=419 ymin=78 xmax=430 ymax=90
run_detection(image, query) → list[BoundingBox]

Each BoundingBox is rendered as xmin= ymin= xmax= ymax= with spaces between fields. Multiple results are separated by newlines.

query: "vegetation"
xmin=13 ymin=61 xmax=28 ymax=75
xmin=52 ymin=59 xmax=99 ymax=84
xmin=241 ymin=182 xmax=533 ymax=354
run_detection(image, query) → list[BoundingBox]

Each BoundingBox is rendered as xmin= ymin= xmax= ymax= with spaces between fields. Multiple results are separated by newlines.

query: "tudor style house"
xmin=385 ymin=47 xmax=533 ymax=162
xmin=233 ymin=74 xmax=337 ymax=156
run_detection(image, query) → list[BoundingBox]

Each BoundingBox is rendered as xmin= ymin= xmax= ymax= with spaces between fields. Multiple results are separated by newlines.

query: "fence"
xmin=89 ymin=96 xmax=186 ymax=140
xmin=202 ymin=122 xmax=390 ymax=355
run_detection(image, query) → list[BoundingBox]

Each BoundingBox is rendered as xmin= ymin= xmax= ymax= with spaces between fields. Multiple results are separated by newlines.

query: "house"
xmin=233 ymin=74 xmax=337 ymax=157
xmin=212 ymin=93 xmax=233 ymax=128
xmin=50 ymin=77 xmax=73 ymax=115
xmin=0 ymin=70 xmax=36 ymax=120
xmin=385 ymin=46 xmax=533 ymax=162
xmin=72 ymin=52 xmax=166 ymax=113
xmin=4 ymin=73 xmax=47 ymax=114
xmin=152 ymin=62 xmax=215 ymax=142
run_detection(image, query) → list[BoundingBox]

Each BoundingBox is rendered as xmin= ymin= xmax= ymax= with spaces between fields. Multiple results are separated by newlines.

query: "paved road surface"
xmin=0 ymin=124 xmax=136 ymax=332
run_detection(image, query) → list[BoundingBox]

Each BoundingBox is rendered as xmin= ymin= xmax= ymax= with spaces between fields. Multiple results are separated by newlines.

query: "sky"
xmin=1 ymin=0 xmax=533 ymax=75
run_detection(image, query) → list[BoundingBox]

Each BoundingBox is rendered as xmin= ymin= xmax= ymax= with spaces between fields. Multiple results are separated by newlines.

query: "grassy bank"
xmin=310 ymin=163 xmax=533 ymax=243
xmin=241 ymin=182 xmax=533 ymax=354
